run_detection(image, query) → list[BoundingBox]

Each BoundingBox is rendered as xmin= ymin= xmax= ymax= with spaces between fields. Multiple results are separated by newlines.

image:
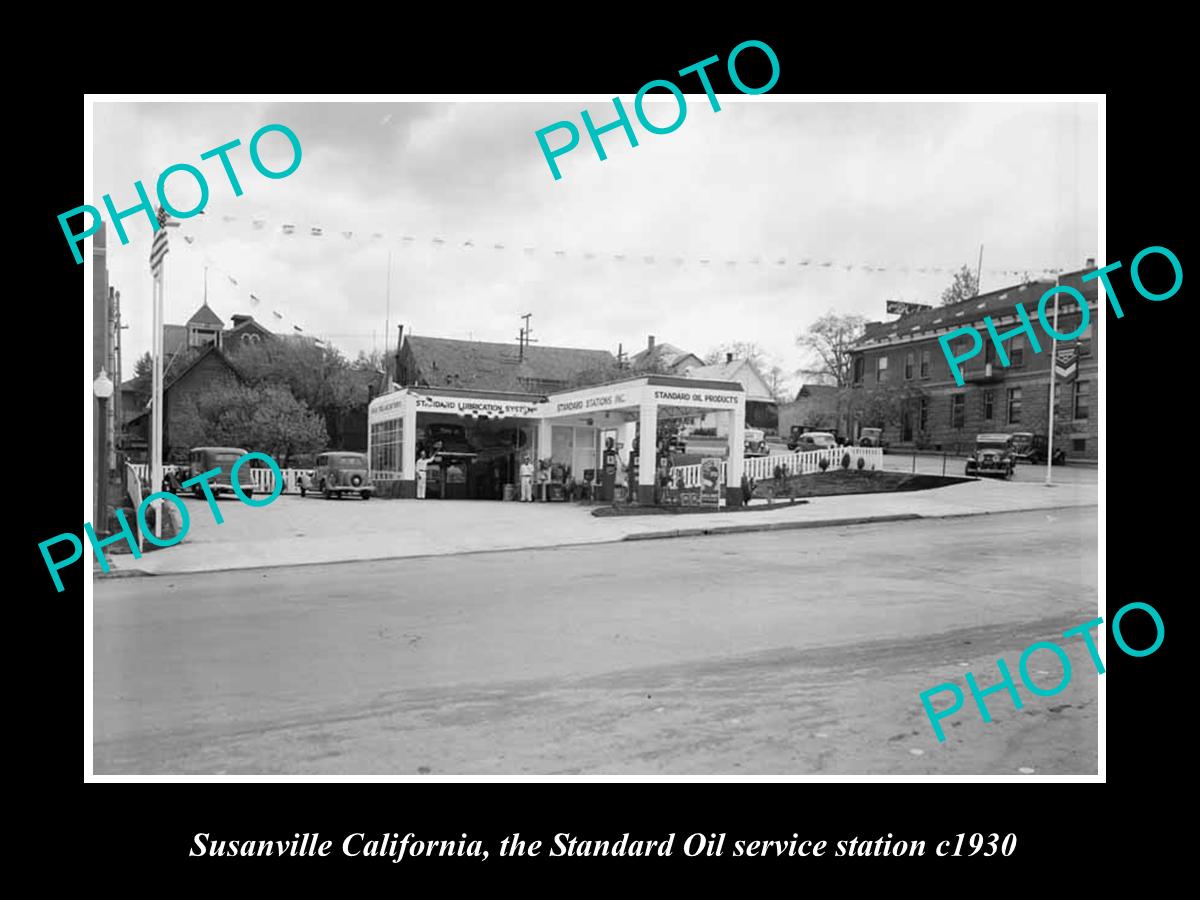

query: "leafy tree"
xmin=174 ymin=384 xmax=328 ymax=467
xmin=232 ymin=336 xmax=370 ymax=448
xmin=940 ymin=265 xmax=980 ymax=307
xmin=795 ymin=313 xmax=867 ymax=388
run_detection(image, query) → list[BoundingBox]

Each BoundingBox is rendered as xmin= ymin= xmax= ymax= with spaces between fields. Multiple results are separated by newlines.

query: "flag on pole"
xmin=1055 ymin=348 xmax=1078 ymax=380
xmin=149 ymin=207 xmax=171 ymax=277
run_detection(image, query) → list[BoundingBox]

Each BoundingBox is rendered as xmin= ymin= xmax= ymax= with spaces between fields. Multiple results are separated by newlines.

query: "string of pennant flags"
xmin=175 ymin=209 xmax=1065 ymax=280
xmin=163 ymin=208 xmax=1068 ymax=348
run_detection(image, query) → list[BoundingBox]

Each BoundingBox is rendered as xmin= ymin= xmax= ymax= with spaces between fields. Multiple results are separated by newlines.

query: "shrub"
xmin=841 ymin=452 xmax=852 ymax=469
xmin=857 ymin=456 xmax=866 ymax=470
xmin=819 ymin=457 xmax=830 ymax=472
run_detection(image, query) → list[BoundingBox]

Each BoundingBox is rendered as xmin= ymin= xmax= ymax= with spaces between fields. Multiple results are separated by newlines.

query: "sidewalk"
xmin=98 ymin=477 xmax=1098 ymax=578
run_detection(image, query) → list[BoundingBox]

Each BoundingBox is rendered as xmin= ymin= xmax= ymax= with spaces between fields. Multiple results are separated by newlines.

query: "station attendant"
xmin=519 ymin=454 xmax=534 ymax=502
xmin=416 ymin=449 xmax=429 ymax=499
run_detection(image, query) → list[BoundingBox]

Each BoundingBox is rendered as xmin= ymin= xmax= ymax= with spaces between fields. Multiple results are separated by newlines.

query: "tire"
xmin=193 ymin=485 xmax=204 ymax=499
xmin=361 ymin=491 xmax=371 ymax=501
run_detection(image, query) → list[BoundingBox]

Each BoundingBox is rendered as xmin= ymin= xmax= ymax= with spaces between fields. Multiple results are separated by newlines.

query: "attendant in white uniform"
xmin=415 ymin=449 xmax=429 ymax=499
xmin=519 ymin=455 xmax=534 ymax=502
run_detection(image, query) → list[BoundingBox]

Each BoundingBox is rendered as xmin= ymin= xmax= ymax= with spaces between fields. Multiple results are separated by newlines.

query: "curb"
xmin=623 ymin=513 xmax=921 ymax=541
xmin=95 ymin=503 xmax=1097 ymax=581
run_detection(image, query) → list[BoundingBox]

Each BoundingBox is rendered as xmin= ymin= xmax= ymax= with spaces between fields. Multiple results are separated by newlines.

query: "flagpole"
xmin=1044 ymin=271 xmax=1060 ymax=487
xmin=151 ymin=262 xmax=164 ymax=536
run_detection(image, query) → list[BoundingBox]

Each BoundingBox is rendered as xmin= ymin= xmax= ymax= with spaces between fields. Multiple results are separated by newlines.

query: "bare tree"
xmin=795 ymin=313 xmax=867 ymax=388
xmin=703 ymin=341 xmax=766 ymax=369
xmin=939 ymin=265 xmax=980 ymax=307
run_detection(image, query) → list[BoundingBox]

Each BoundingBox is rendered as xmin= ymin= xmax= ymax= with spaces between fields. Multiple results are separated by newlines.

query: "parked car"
xmin=792 ymin=431 xmax=839 ymax=452
xmin=185 ymin=447 xmax=256 ymax=498
xmin=744 ymin=427 xmax=769 ymax=457
xmin=965 ymin=433 xmax=1015 ymax=479
xmin=858 ymin=427 xmax=889 ymax=450
xmin=1011 ymin=432 xmax=1066 ymax=465
xmin=313 ymin=451 xmax=374 ymax=500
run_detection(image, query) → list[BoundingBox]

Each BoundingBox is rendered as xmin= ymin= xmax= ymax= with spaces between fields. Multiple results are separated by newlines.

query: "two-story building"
xmin=848 ymin=265 xmax=1099 ymax=459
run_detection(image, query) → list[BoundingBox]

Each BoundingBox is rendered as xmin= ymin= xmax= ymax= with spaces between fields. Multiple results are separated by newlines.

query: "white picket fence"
xmin=130 ymin=464 xmax=313 ymax=495
xmin=669 ymin=447 xmax=883 ymax=488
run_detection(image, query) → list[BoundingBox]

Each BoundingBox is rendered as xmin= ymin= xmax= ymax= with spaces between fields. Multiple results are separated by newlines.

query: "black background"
xmin=26 ymin=17 xmax=1183 ymax=887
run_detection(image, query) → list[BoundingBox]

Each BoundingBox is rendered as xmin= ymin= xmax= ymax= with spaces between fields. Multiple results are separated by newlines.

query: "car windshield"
xmin=213 ymin=453 xmax=241 ymax=466
xmin=978 ymin=441 xmax=1009 ymax=450
xmin=334 ymin=454 xmax=367 ymax=467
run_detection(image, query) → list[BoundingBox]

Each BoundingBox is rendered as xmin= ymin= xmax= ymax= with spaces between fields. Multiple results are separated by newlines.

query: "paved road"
xmin=93 ymin=508 xmax=1098 ymax=775
xmin=881 ymin=452 xmax=1097 ymax=484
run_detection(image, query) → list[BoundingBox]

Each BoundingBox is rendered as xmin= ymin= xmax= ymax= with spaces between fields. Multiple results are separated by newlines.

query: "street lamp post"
xmin=93 ymin=367 xmax=114 ymax=530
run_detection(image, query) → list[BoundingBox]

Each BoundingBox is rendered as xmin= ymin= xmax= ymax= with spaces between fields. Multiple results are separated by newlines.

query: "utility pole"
xmin=1045 ymin=270 xmax=1061 ymax=487
xmin=975 ymin=244 xmax=984 ymax=296
xmin=384 ymin=250 xmax=392 ymax=358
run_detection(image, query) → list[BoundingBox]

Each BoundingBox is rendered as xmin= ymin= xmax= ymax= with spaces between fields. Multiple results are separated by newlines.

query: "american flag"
xmin=149 ymin=206 xmax=173 ymax=278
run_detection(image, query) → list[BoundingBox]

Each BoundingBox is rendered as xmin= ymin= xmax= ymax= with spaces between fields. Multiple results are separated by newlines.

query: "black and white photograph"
xmin=84 ymin=94 xmax=1101 ymax=778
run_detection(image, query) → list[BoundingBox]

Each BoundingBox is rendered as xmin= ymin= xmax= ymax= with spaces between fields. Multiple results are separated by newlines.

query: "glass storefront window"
xmin=370 ymin=417 xmax=404 ymax=479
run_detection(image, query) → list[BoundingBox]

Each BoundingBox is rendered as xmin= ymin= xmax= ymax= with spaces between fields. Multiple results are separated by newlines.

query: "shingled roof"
xmin=856 ymin=267 xmax=1097 ymax=348
xmin=403 ymin=335 xmax=617 ymax=393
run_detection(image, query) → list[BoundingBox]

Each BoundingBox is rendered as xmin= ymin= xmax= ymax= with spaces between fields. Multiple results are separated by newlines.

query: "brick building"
xmin=848 ymin=266 xmax=1098 ymax=460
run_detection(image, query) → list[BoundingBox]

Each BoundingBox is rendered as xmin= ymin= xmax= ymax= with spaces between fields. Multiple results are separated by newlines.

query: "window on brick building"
xmin=1010 ymin=335 xmax=1026 ymax=367
xmin=1073 ymin=438 xmax=1087 ymax=453
xmin=919 ymin=396 xmax=928 ymax=432
xmin=853 ymin=356 xmax=865 ymax=385
xmin=1007 ymin=387 xmax=1022 ymax=424
xmin=951 ymin=394 xmax=965 ymax=429
xmin=1077 ymin=324 xmax=1093 ymax=357
xmin=920 ymin=349 xmax=930 ymax=378
xmin=982 ymin=389 xmax=994 ymax=420
xmin=905 ymin=352 xmax=914 ymax=380
xmin=876 ymin=355 xmax=888 ymax=382
xmin=1073 ymin=380 xmax=1089 ymax=420
xmin=984 ymin=338 xmax=995 ymax=365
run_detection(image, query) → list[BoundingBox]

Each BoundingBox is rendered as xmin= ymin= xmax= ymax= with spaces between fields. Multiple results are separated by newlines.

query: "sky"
xmin=92 ymin=98 xmax=1098 ymax=393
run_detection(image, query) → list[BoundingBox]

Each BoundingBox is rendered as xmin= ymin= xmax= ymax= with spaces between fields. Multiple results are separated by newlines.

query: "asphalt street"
xmin=93 ymin=507 xmax=1098 ymax=775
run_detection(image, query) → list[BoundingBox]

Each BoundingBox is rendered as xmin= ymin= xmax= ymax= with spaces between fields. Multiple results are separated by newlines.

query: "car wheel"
xmin=361 ymin=491 xmax=370 ymax=501
xmin=193 ymin=485 xmax=204 ymax=499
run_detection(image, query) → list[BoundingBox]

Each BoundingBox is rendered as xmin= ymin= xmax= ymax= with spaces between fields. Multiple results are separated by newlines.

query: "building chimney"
xmin=1085 ymin=257 xmax=1096 ymax=268
xmin=647 ymin=335 xmax=655 ymax=353
xmin=726 ymin=352 xmax=734 ymax=364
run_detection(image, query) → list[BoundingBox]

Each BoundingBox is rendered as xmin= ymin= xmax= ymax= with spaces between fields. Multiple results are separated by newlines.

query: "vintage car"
xmin=965 ymin=433 xmax=1015 ymax=479
xmin=185 ymin=446 xmax=256 ymax=498
xmin=1011 ymin=432 xmax=1066 ymax=465
xmin=313 ymin=451 xmax=374 ymax=500
xmin=792 ymin=431 xmax=839 ymax=452
xmin=857 ymin=427 xmax=889 ymax=449
xmin=743 ymin=427 xmax=769 ymax=457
